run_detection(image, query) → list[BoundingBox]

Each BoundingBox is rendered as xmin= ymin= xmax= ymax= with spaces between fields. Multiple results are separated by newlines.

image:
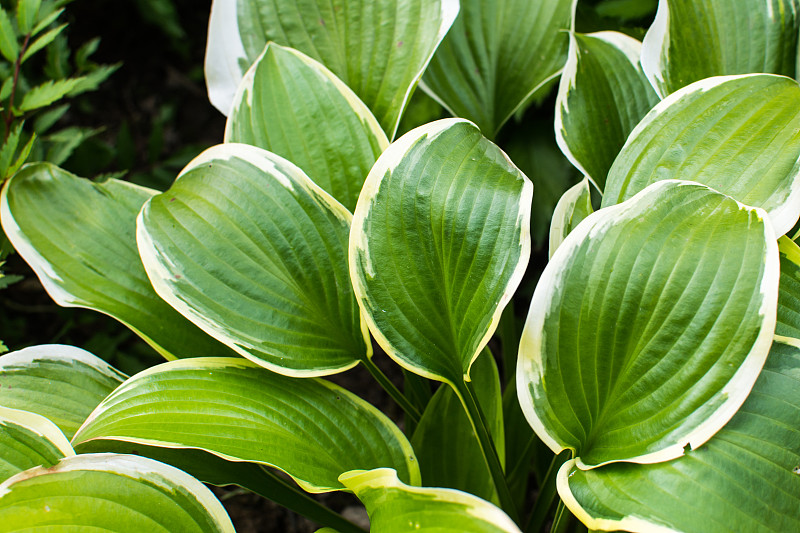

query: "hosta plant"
xmin=1 ymin=0 xmax=800 ymax=532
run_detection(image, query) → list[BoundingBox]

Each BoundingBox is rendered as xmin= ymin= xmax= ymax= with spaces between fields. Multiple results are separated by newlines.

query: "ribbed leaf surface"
xmin=225 ymin=43 xmax=388 ymax=212
xmin=555 ymin=32 xmax=659 ymax=190
xmin=341 ymin=468 xmax=521 ymax=533
xmin=548 ymin=177 xmax=593 ymax=259
xmin=0 ymin=345 xmax=126 ymax=439
xmin=778 ymin=236 xmax=800 ymax=339
xmin=421 ymin=0 xmax=574 ymax=137
xmin=206 ymin=0 xmax=458 ymax=138
xmin=518 ymin=180 xmax=778 ymax=468
xmin=642 ymin=0 xmax=800 ymax=96
xmin=0 ymin=453 xmax=234 ymax=532
xmin=411 ymin=351 xmax=504 ymax=503
xmin=602 ymin=74 xmax=800 ymax=236
xmin=0 ymin=407 xmax=73 ymax=482
xmin=72 ymin=358 xmax=420 ymax=492
xmin=0 ymin=164 xmax=233 ymax=360
xmin=137 ymin=143 xmax=369 ymax=377
xmin=350 ymin=119 xmax=532 ymax=385
xmin=559 ymin=337 xmax=800 ymax=533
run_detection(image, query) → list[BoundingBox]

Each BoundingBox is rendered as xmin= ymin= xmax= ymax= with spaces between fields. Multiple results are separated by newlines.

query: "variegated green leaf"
xmin=0 ymin=406 xmax=73 ymax=482
xmin=421 ymin=0 xmax=575 ymax=138
xmin=559 ymin=336 xmax=800 ymax=533
xmin=205 ymin=0 xmax=458 ymax=138
xmin=341 ymin=468 xmax=521 ymax=532
xmin=411 ymin=350 xmax=504 ymax=503
xmin=0 ymin=344 xmax=126 ymax=439
xmin=0 ymin=163 xmax=234 ymax=360
xmin=225 ymin=43 xmax=388 ymax=212
xmin=138 ymin=143 xmax=369 ymax=377
xmin=548 ymin=177 xmax=593 ymax=259
xmin=642 ymin=0 xmax=800 ymax=97
xmin=602 ymin=74 xmax=800 ymax=236
xmin=555 ymin=31 xmax=659 ymax=190
xmin=518 ymin=180 xmax=778 ymax=468
xmin=350 ymin=118 xmax=532 ymax=386
xmin=778 ymin=236 xmax=800 ymax=339
xmin=72 ymin=358 xmax=420 ymax=493
xmin=0 ymin=453 xmax=234 ymax=532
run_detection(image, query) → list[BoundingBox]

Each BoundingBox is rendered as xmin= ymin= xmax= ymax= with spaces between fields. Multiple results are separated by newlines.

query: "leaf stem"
xmin=361 ymin=357 xmax=421 ymax=425
xmin=248 ymin=465 xmax=369 ymax=533
xmin=524 ymin=450 xmax=569 ymax=533
xmin=551 ymin=499 xmax=573 ymax=533
xmin=454 ymin=378 xmax=520 ymax=524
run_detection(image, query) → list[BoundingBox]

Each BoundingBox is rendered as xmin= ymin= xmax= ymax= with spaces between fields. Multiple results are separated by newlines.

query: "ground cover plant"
xmin=0 ymin=0 xmax=799 ymax=531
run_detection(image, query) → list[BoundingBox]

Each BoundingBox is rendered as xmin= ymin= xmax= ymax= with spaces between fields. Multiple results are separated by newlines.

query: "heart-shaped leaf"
xmin=411 ymin=350 xmax=504 ymax=503
xmin=0 ymin=164 xmax=234 ymax=360
xmin=549 ymin=177 xmax=593 ymax=258
xmin=341 ymin=468 xmax=521 ymax=533
xmin=421 ymin=0 xmax=574 ymax=138
xmin=225 ymin=43 xmax=388 ymax=212
xmin=0 ymin=344 xmax=126 ymax=439
xmin=205 ymin=0 xmax=459 ymax=138
xmin=602 ymin=74 xmax=800 ymax=236
xmin=350 ymin=119 xmax=532 ymax=386
xmin=0 ymin=406 xmax=73 ymax=482
xmin=642 ymin=0 xmax=800 ymax=97
xmin=0 ymin=453 xmax=234 ymax=531
xmin=555 ymin=31 xmax=659 ymax=190
xmin=72 ymin=357 xmax=420 ymax=493
xmin=137 ymin=143 xmax=369 ymax=377
xmin=558 ymin=336 xmax=800 ymax=532
xmin=518 ymin=180 xmax=778 ymax=468
xmin=778 ymin=236 xmax=800 ymax=339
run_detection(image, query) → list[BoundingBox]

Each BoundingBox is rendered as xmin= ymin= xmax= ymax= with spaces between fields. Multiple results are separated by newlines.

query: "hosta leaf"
xmin=411 ymin=350 xmax=504 ymax=503
xmin=555 ymin=31 xmax=659 ymax=190
xmin=137 ymin=143 xmax=369 ymax=377
xmin=558 ymin=337 xmax=800 ymax=532
xmin=518 ymin=180 xmax=778 ymax=468
xmin=0 ymin=163 xmax=233 ymax=360
xmin=225 ymin=43 xmax=388 ymax=212
xmin=0 ymin=453 xmax=234 ymax=532
xmin=0 ymin=406 xmax=74 ymax=482
xmin=0 ymin=344 xmax=126 ymax=439
xmin=421 ymin=0 xmax=574 ymax=138
xmin=341 ymin=468 xmax=521 ymax=533
xmin=602 ymin=74 xmax=800 ymax=236
xmin=642 ymin=0 xmax=800 ymax=97
xmin=72 ymin=358 xmax=420 ymax=492
xmin=350 ymin=119 xmax=532 ymax=386
xmin=778 ymin=236 xmax=800 ymax=339
xmin=548 ymin=177 xmax=593 ymax=259
xmin=205 ymin=0 xmax=458 ymax=138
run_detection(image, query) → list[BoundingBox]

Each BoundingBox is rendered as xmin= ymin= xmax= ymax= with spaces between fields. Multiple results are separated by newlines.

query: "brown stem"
xmin=4 ymin=32 xmax=31 ymax=141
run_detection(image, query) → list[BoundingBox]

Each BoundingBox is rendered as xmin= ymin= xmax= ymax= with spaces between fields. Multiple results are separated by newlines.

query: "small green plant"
xmin=0 ymin=0 xmax=117 ymax=181
xmin=1 ymin=0 xmax=799 ymax=532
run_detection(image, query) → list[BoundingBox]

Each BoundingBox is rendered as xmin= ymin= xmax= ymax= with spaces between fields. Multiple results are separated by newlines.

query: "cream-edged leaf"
xmin=350 ymin=119 xmax=532 ymax=386
xmin=555 ymin=31 xmax=659 ymax=190
xmin=602 ymin=74 xmax=800 ymax=236
xmin=0 ymin=163 xmax=234 ymax=360
xmin=559 ymin=337 xmax=800 ymax=533
xmin=0 ymin=406 xmax=74 ymax=482
xmin=0 ymin=453 xmax=235 ymax=532
xmin=548 ymin=177 xmax=593 ymax=259
xmin=137 ymin=143 xmax=369 ymax=377
xmin=642 ymin=0 xmax=800 ymax=97
xmin=0 ymin=344 xmax=126 ymax=439
xmin=341 ymin=468 xmax=521 ymax=533
xmin=72 ymin=357 xmax=420 ymax=493
xmin=225 ymin=43 xmax=388 ymax=212
xmin=518 ymin=180 xmax=778 ymax=468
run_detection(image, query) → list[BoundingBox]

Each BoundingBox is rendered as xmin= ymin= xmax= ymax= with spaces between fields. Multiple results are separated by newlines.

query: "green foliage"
xmin=1 ymin=1 xmax=800 ymax=532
